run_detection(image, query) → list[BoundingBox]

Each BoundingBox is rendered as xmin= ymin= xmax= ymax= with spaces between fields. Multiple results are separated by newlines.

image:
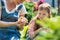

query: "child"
xmin=28 ymin=3 xmax=51 ymax=40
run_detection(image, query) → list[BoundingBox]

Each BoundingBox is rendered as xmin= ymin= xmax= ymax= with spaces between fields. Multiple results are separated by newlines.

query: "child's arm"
xmin=42 ymin=27 xmax=52 ymax=32
xmin=34 ymin=28 xmax=42 ymax=35
xmin=29 ymin=19 xmax=43 ymax=38
xmin=29 ymin=19 xmax=37 ymax=38
xmin=34 ymin=27 xmax=51 ymax=35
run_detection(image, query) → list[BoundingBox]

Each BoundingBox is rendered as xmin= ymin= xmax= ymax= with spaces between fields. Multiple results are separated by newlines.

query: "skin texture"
xmin=0 ymin=21 xmax=17 ymax=27
xmin=6 ymin=0 xmax=25 ymax=11
xmin=13 ymin=0 xmax=25 ymax=5
xmin=37 ymin=10 xmax=49 ymax=20
xmin=6 ymin=0 xmax=16 ymax=11
xmin=0 ymin=18 xmax=28 ymax=30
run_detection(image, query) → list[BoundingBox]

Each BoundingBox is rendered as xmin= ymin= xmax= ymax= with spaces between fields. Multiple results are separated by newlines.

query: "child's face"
xmin=37 ymin=10 xmax=49 ymax=20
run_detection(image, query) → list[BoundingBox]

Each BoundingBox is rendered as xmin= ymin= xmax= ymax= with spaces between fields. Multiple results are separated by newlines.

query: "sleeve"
xmin=18 ymin=4 xmax=27 ymax=16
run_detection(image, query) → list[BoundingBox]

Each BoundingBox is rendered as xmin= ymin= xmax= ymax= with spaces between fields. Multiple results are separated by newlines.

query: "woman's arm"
xmin=0 ymin=21 xmax=17 ymax=27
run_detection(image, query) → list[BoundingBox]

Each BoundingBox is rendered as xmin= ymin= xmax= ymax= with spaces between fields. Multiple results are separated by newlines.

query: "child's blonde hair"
xmin=38 ymin=3 xmax=51 ymax=18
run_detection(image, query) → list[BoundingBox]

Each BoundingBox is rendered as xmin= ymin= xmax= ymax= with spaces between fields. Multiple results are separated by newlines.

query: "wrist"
xmin=12 ymin=22 xmax=17 ymax=26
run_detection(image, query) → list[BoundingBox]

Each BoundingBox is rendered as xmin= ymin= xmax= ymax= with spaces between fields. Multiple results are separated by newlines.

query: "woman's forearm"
xmin=0 ymin=21 xmax=16 ymax=27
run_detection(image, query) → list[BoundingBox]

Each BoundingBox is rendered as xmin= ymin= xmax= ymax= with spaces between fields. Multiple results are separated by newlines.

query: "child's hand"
xmin=42 ymin=27 xmax=52 ymax=33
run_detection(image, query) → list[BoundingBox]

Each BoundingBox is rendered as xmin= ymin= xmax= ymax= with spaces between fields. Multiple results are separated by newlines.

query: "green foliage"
xmin=35 ymin=16 xmax=60 ymax=40
xmin=20 ymin=25 xmax=29 ymax=40
xmin=51 ymin=8 xmax=58 ymax=17
xmin=58 ymin=6 xmax=60 ymax=15
xmin=24 ymin=2 xmax=35 ymax=22
xmin=20 ymin=25 xmax=29 ymax=38
xmin=34 ymin=37 xmax=46 ymax=40
xmin=36 ymin=16 xmax=60 ymax=30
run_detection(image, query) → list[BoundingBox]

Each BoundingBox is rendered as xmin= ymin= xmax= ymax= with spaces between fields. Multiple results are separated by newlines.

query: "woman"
xmin=0 ymin=0 xmax=27 ymax=40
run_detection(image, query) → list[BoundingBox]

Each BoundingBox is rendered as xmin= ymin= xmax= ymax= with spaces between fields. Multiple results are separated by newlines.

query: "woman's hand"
xmin=15 ymin=17 xmax=28 ymax=30
xmin=14 ymin=21 xmax=24 ymax=30
xmin=18 ymin=16 xmax=28 ymax=25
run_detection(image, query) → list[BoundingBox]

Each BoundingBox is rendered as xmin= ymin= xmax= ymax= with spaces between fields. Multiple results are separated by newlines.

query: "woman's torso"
xmin=0 ymin=0 xmax=23 ymax=40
